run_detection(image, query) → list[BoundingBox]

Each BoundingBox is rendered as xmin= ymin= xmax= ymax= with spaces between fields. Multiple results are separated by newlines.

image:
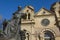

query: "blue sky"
xmin=0 ymin=0 xmax=59 ymax=20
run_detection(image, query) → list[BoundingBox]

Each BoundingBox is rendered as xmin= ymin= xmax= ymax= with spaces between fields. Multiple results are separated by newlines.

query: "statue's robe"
xmin=4 ymin=20 xmax=21 ymax=40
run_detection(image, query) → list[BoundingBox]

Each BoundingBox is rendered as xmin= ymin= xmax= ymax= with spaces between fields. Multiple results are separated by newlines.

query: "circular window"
xmin=41 ymin=19 xmax=50 ymax=26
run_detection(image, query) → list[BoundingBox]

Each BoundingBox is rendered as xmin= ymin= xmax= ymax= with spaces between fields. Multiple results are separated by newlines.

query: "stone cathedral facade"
xmin=3 ymin=2 xmax=60 ymax=40
xmin=17 ymin=2 xmax=60 ymax=40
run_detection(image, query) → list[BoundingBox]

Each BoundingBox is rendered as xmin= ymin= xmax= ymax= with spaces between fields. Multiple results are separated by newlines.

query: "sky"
xmin=0 ymin=0 xmax=60 ymax=20
xmin=0 ymin=0 xmax=60 ymax=29
xmin=0 ymin=0 xmax=58 ymax=19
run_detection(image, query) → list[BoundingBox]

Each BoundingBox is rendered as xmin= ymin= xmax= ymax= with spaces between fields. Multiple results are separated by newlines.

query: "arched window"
xmin=28 ymin=13 xmax=30 ymax=19
xmin=27 ymin=33 xmax=29 ymax=40
xmin=44 ymin=31 xmax=55 ymax=40
xmin=21 ymin=13 xmax=27 ymax=19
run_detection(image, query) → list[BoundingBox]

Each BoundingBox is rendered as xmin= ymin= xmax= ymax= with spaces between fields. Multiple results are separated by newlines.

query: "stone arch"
xmin=39 ymin=28 xmax=56 ymax=40
xmin=41 ymin=28 xmax=56 ymax=37
xmin=44 ymin=31 xmax=55 ymax=40
xmin=28 ymin=13 xmax=30 ymax=19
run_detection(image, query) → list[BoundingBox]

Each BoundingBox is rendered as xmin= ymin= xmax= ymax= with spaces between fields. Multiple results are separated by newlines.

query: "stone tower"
xmin=50 ymin=2 xmax=60 ymax=29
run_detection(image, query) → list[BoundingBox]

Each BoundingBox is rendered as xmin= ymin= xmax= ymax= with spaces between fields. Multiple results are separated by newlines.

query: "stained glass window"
xmin=41 ymin=19 xmax=50 ymax=26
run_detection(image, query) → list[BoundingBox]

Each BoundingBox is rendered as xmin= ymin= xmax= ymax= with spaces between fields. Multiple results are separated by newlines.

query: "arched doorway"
xmin=44 ymin=31 xmax=55 ymax=40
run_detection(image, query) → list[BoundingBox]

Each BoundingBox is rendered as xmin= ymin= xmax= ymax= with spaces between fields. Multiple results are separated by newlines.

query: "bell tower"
xmin=50 ymin=2 xmax=60 ymax=19
xmin=21 ymin=6 xmax=34 ymax=20
xmin=50 ymin=2 xmax=60 ymax=28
